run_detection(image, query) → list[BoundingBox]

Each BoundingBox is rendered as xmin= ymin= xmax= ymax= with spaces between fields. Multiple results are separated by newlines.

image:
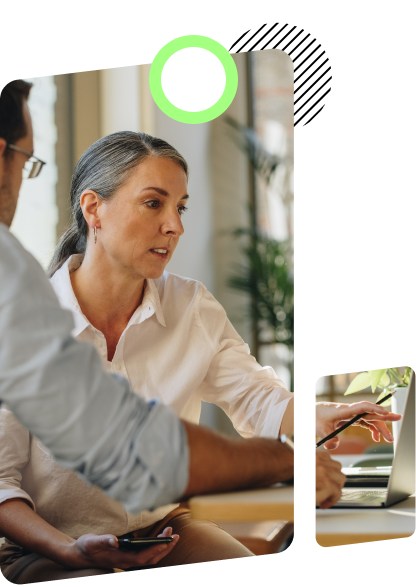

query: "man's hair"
xmin=0 ymin=80 xmax=33 ymax=154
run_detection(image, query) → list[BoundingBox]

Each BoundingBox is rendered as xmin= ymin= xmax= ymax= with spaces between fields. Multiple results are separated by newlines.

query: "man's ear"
xmin=0 ymin=139 xmax=6 ymax=184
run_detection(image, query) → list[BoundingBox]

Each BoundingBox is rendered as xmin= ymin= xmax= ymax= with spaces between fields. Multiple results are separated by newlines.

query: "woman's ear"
xmin=79 ymin=190 xmax=101 ymax=230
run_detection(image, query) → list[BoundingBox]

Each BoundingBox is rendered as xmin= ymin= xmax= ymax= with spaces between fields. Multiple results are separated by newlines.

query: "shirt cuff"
xmin=0 ymin=489 xmax=35 ymax=512
xmin=255 ymin=395 xmax=293 ymax=438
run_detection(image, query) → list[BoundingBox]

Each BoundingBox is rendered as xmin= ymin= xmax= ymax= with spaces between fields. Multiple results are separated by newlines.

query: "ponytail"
xmin=47 ymin=222 xmax=86 ymax=277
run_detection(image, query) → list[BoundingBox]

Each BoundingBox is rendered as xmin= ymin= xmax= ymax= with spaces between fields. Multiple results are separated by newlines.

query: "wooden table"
xmin=188 ymin=484 xmax=293 ymax=522
xmin=316 ymin=496 xmax=415 ymax=546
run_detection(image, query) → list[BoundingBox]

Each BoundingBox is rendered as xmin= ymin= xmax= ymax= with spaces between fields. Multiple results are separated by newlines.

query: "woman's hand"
xmin=316 ymin=451 xmax=346 ymax=509
xmin=65 ymin=526 xmax=179 ymax=570
xmin=316 ymin=401 xmax=402 ymax=450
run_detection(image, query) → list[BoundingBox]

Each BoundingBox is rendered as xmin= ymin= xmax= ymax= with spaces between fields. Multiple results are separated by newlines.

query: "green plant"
xmin=344 ymin=367 xmax=411 ymax=406
xmin=227 ymin=227 xmax=293 ymax=349
xmin=225 ymin=116 xmax=317 ymax=347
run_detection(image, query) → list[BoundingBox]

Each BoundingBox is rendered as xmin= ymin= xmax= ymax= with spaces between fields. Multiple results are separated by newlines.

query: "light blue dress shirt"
xmin=0 ymin=223 xmax=189 ymax=514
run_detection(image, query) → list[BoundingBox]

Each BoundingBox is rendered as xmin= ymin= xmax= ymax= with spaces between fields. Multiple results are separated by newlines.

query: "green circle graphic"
xmin=149 ymin=35 xmax=238 ymax=124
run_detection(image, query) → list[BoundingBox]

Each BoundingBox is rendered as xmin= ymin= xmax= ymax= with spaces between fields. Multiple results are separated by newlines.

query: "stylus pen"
xmin=316 ymin=390 xmax=397 ymax=448
xmin=278 ymin=434 xmax=294 ymax=452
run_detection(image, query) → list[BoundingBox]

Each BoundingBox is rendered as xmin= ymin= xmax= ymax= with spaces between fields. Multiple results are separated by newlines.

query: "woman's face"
xmin=97 ymin=157 xmax=188 ymax=280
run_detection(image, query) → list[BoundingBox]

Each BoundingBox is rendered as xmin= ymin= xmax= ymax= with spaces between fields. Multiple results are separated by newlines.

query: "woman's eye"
xmin=145 ymin=200 xmax=160 ymax=209
xmin=144 ymin=200 xmax=187 ymax=215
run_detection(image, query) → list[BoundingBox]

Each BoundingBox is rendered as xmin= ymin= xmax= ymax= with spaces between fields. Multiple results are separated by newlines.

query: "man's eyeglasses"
xmin=7 ymin=144 xmax=46 ymax=179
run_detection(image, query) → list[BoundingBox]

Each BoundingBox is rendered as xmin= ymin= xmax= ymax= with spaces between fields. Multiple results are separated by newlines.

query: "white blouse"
xmin=0 ymin=254 xmax=292 ymax=540
xmin=51 ymin=255 xmax=293 ymax=438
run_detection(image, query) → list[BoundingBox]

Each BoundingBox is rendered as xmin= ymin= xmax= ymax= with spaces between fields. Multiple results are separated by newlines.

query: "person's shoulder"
xmin=159 ymin=272 xmax=226 ymax=320
xmin=155 ymin=271 xmax=206 ymax=299
xmin=0 ymin=224 xmax=52 ymax=304
xmin=48 ymin=261 xmax=71 ymax=310
xmin=49 ymin=257 xmax=70 ymax=290
xmin=0 ymin=223 xmax=31 ymax=275
xmin=0 ymin=403 xmax=29 ymax=433
xmin=151 ymin=272 xmax=212 ymax=322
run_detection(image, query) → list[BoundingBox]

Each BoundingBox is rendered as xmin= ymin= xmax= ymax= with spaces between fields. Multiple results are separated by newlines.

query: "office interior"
xmin=7 ymin=49 xmax=416 ymax=560
xmin=11 ymin=49 xmax=295 ymax=435
xmin=12 ymin=49 xmax=416 ymax=434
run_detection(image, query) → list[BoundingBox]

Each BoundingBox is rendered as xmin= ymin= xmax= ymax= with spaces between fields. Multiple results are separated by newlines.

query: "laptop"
xmin=342 ymin=465 xmax=392 ymax=488
xmin=332 ymin=370 xmax=415 ymax=508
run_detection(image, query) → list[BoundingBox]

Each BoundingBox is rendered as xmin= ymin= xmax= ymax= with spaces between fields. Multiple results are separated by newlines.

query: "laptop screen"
xmin=343 ymin=466 xmax=391 ymax=477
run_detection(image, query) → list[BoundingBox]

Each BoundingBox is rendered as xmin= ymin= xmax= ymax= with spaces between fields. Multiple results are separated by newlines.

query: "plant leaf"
xmin=388 ymin=368 xmax=403 ymax=385
xmin=376 ymin=389 xmax=392 ymax=406
xmin=370 ymin=369 xmax=387 ymax=392
xmin=378 ymin=372 xmax=390 ymax=388
xmin=226 ymin=227 xmax=294 ymax=349
xmin=344 ymin=372 xmax=371 ymax=395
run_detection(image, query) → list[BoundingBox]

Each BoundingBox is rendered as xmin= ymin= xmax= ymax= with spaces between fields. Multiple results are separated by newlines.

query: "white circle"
xmin=161 ymin=47 xmax=226 ymax=113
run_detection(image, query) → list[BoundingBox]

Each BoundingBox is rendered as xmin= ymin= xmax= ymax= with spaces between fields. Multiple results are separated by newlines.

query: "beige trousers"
xmin=0 ymin=506 xmax=253 ymax=583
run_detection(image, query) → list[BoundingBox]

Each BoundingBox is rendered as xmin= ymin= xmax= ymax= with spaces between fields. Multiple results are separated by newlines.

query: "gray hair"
xmin=47 ymin=131 xmax=189 ymax=277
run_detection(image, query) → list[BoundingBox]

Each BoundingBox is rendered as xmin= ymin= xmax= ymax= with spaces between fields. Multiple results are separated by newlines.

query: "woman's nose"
xmin=161 ymin=208 xmax=185 ymax=236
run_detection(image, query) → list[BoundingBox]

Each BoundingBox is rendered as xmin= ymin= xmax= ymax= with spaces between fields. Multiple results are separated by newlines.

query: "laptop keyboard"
xmin=339 ymin=490 xmax=387 ymax=502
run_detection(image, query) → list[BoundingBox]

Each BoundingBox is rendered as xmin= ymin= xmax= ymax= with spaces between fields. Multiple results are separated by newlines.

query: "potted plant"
xmin=344 ymin=367 xmax=411 ymax=447
xmin=228 ymin=228 xmax=315 ymax=346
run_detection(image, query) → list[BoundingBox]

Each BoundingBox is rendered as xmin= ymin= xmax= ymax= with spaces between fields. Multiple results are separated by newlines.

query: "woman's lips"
xmin=150 ymin=248 xmax=168 ymax=259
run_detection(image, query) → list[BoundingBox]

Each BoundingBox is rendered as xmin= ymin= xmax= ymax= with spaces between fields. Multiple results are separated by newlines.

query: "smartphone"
xmin=117 ymin=537 xmax=173 ymax=550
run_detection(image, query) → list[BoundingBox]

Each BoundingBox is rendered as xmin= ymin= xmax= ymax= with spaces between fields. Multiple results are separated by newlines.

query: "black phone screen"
xmin=117 ymin=537 xmax=173 ymax=550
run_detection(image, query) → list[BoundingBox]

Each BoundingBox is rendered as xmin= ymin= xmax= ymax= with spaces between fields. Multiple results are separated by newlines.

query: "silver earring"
xmin=94 ymin=227 xmax=97 ymax=244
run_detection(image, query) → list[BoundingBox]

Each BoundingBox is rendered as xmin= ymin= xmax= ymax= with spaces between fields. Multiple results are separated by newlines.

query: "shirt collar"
xmin=126 ymin=277 xmax=166 ymax=328
xmin=50 ymin=255 xmax=90 ymax=337
xmin=50 ymin=255 xmax=166 ymax=336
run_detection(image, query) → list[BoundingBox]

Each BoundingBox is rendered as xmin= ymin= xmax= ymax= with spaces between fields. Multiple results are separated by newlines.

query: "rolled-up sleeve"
xmin=196 ymin=285 xmax=293 ymax=438
xmin=0 ymin=225 xmax=189 ymax=514
xmin=0 ymin=407 xmax=35 ymax=512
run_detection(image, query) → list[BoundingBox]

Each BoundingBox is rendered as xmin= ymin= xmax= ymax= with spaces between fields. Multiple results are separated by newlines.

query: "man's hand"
xmin=316 ymin=451 xmax=346 ymax=509
xmin=316 ymin=401 xmax=402 ymax=450
xmin=65 ymin=527 xmax=179 ymax=570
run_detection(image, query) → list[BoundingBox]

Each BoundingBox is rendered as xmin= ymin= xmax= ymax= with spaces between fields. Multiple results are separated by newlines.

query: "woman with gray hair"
xmin=0 ymin=130 xmax=294 ymax=579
